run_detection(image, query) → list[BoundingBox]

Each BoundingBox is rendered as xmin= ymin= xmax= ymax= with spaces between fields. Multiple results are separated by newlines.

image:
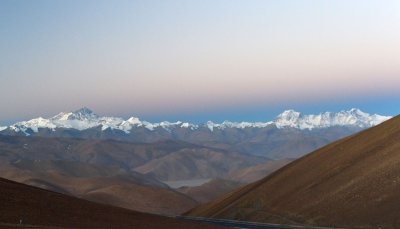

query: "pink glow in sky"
xmin=1 ymin=0 xmax=400 ymax=122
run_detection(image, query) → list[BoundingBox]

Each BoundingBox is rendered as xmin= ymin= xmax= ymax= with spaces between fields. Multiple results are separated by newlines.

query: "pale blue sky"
xmin=1 ymin=0 xmax=400 ymax=124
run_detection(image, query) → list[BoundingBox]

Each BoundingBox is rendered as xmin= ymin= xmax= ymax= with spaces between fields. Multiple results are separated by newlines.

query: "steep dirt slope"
xmin=188 ymin=116 xmax=400 ymax=228
xmin=229 ymin=158 xmax=293 ymax=183
xmin=0 ymin=177 xmax=221 ymax=229
xmin=0 ymin=161 xmax=197 ymax=215
xmin=177 ymin=179 xmax=243 ymax=204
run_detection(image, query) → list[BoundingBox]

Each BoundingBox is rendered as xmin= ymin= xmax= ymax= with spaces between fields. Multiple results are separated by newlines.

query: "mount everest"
xmin=2 ymin=107 xmax=390 ymax=135
xmin=0 ymin=107 xmax=390 ymax=159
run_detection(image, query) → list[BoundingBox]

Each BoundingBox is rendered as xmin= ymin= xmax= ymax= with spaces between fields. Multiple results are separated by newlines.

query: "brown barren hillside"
xmin=0 ymin=177 xmax=221 ymax=229
xmin=0 ymin=136 xmax=263 ymax=215
xmin=135 ymin=148 xmax=266 ymax=181
xmin=0 ymin=161 xmax=197 ymax=215
xmin=0 ymin=135 xmax=266 ymax=182
xmin=177 ymin=179 xmax=243 ymax=204
xmin=187 ymin=115 xmax=400 ymax=228
xmin=229 ymin=158 xmax=293 ymax=183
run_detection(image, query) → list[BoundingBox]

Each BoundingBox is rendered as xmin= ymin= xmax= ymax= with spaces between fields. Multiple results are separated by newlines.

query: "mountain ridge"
xmin=186 ymin=115 xmax=400 ymax=228
xmin=1 ymin=108 xmax=391 ymax=160
xmin=2 ymin=108 xmax=390 ymax=135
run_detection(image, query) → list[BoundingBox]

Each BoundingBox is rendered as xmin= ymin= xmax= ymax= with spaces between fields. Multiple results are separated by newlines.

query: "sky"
xmin=1 ymin=0 xmax=400 ymax=124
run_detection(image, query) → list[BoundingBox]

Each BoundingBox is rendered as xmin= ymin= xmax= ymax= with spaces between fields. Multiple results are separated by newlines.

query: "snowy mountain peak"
xmin=279 ymin=109 xmax=301 ymax=117
xmin=69 ymin=107 xmax=98 ymax=120
xmin=347 ymin=108 xmax=368 ymax=117
xmin=51 ymin=107 xmax=98 ymax=121
xmin=1 ymin=108 xmax=392 ymax=135
xmin=74 ymin=107 xmax=95 ymax=115
xmin=349 ymin=108 xmax=362 ymax=113
xmin=274 ymin=108 xmax=390 ymax=130
xmin=276 ymin=110 xmax=302 ymax=122
xmin=126 ymin=117 xmax=142 ymax=125
xmin=206 ymin=121 xmax=216 ymax=131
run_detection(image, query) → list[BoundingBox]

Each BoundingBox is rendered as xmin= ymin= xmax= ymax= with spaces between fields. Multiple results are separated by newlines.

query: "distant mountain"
xmin=0 ymin=108 xmax=390 ymax=159
xmin=0 ymin=135 xmax=267 ymax=211
xmin=187 ymin=115 xmax=400 ymax=228
xmin=0 ymin=135 xmax=264 ymax=181
xmin=134 ymin=148 xmax=267 ymax=181
xmin=0 ymin=134 xmax=273 ymax=215
xmin=2 ymin=107 xmax=389 ymax=134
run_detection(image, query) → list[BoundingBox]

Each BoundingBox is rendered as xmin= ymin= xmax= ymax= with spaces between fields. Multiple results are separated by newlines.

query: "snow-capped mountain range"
xmin=1 ymin=107 xmax=391 ymax=136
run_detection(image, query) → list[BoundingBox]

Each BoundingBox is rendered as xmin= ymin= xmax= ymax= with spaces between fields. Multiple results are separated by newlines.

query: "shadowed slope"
xmin=0 ymin=177 xmax=221 ymax=229
xmin=229 ymin=158 xmax=293 ymax=183
xmin=188 ymin=116 xmax=400 ymax=228
xmin=178 ymin=179 xmax=243 ymax=204
xmin=0 ymin=160 xmax=197 ymax=215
